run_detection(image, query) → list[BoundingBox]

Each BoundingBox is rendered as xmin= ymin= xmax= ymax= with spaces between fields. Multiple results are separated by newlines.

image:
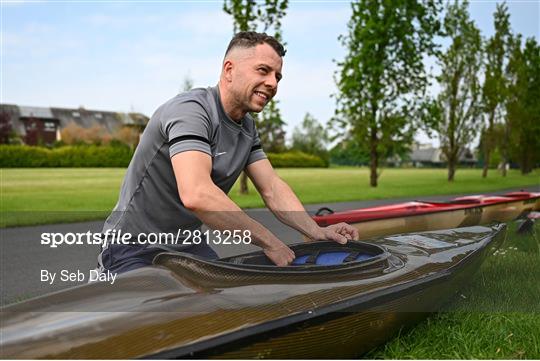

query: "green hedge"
xmin=0 ymin=146 xmax=328 ymax=168
xmin=267 ymin=151 xmax=328 ymax=168
xmin=0 ymin=145 xmax=133 ymax=167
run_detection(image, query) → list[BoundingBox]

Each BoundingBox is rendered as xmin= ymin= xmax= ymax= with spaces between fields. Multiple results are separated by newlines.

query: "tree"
xmin=477 ymin=123 xmax=505 ymax=169
xmin=256 ymin=99 xmax=287 ymax=153
xmin=223 ymin=0 xmax=289 ymax=194
xmin=334 ymin=0 xmax=441 ymax=187
xmin=180 ymin=75 xmax=194 ymax=93
xmin=60 ymin=122 xmax=111 ymax=145
xmin=329 ymin=137 xmax=370 ymax=166
xmin=291 ymin=113 xmax=328 ymax=158
xmin=224 ymin=0 xmax=288 ymax=38
xmin=481 ymin=2 xmax=511 ymax=177
xmin=114 ymin=126 xmax=140 ymax=150
xmin=0 ymin=111 xmax=12 ymax=144
xmin=422 ymin=0 xmax=483 ymax=182
xmin=506 ymin=36 xmax=540 ymax=174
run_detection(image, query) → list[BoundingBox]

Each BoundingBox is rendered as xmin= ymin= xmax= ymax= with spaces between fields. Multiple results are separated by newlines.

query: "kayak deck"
xmin=0 ymin=224 xmax=506 ymax=359
xmin=313 ymin=191 xmax=539 ymax=225
xmin=311 ymin=191 xmax=538 ymax=240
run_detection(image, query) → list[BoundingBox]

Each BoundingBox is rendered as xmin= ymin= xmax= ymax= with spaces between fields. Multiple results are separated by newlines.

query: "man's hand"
xmin=317 ymin=223 xmax=359 ymax=244
xmin=263 ymin=242 xmax=295 ymax=266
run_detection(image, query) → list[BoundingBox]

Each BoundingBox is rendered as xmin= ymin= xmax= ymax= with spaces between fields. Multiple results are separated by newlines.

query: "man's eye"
xmin=258 ymin=68 xmax=268 ymax=73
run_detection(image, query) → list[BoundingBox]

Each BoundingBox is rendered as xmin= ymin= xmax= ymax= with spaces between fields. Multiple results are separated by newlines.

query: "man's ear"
xmin=222 ymin=60 xmax=234 ymax=82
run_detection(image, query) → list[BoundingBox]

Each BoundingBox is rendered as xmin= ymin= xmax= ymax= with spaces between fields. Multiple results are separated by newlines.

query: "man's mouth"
xmin=254 ymin=91 xmax=269 ymax=101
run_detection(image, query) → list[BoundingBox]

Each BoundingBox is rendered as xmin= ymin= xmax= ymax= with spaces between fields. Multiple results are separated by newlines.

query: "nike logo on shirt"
xmin=214 ymin=151 xmax=227 ymax=157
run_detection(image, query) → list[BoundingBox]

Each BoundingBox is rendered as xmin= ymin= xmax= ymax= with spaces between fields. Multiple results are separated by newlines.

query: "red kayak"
xmin=312 ymin=191 xmax=539 ymax=240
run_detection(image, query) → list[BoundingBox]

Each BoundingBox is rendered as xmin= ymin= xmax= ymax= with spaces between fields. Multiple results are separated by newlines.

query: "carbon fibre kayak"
xmin=312 ymin=191 xmax=539 ymax=240
xmin=0 ymin=223 xmax=506 ymax=359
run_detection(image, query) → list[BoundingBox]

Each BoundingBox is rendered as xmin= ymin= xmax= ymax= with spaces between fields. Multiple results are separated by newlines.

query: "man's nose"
xmin=265 ymin=74 xmax=278 ymax=91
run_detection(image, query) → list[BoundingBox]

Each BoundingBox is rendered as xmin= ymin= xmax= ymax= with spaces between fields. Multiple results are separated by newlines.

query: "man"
xmin=98 ymin=32 xmax=358 ymax=274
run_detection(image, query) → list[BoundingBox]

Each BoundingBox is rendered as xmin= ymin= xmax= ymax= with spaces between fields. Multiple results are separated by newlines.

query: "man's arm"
xmin=245 ymin=159 xmax=359 ymax=243
xmin=171 ymin=151 xmax=294 ymax=266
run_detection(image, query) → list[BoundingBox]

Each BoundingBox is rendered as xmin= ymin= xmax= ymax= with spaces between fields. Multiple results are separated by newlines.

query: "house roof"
xmin=1 ymin=103 xmax=149 ymax=137
xmin=0 ymin=104 xmax=26 ymax=135
xmin=18 ymin=106 xmax=55 ymax=119
xmin=410 ymin=148 xmax=441 ymax=163
xmin=410 ymin=147 xmax=477 ymax=163
xmin=51 ymin=107 xmax=123 ymax=133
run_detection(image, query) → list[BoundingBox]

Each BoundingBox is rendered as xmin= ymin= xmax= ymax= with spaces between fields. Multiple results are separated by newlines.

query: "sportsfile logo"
xmin=40 ymin=229 xmax=252 ymax=248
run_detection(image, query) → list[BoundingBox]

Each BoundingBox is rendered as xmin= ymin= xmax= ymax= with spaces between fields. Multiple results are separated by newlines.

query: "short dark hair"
xmin=225 ymin=31 xmax=286 ymax=58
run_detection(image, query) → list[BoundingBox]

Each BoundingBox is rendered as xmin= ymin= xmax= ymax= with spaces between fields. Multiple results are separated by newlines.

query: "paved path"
xmin=1 ymin=186 xmax=538 ymax=305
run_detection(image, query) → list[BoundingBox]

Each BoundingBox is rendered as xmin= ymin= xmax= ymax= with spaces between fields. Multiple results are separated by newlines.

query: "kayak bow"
xmin=312 ymin=191 xmax=539 ymax=240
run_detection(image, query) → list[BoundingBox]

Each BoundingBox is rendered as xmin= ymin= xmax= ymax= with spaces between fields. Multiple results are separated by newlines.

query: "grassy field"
xmin=366 ymin=221 xmax=540 ymax=359
xmin=1 ymin=167 xmax=538 ymax=227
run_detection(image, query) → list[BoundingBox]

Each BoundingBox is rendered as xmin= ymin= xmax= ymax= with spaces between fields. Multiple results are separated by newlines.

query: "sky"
xmin=2 ymin=1 xmax=539 ymax=147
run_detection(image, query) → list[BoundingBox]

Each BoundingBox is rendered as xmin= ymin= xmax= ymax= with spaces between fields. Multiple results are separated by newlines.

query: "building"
xmin=0 ymin=104 xmax=149 ymax=146
xmin=410 ymin=145 xmax=444 ymax=167
xmin=409 ymin=143 xmax=477 ymax=167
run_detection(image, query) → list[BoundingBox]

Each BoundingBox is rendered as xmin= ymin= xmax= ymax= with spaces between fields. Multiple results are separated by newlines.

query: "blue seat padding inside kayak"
xmin=292 ymin=252 xmax=373 ymax=266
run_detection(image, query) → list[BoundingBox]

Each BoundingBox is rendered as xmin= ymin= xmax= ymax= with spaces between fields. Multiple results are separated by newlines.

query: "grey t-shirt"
xmin=101 ymin=86 xmax=266 ymax=250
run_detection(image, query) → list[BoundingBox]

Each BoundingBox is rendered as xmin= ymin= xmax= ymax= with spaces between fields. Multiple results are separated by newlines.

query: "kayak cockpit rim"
xmin=153 ymin=241 xmax=394 ymax=275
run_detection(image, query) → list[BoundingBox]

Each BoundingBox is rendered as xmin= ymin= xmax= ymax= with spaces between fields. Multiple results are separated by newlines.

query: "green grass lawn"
xmin=366 ymin=221 xmax=540 ymax=359
xmin=1 ymin=167 xmax=538 ymax=226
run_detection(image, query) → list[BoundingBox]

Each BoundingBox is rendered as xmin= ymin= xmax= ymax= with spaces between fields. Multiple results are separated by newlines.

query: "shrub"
xmin=0 ymin=145 xmax=50 ymax=167
xmin=113 ymin=126 xmax=140 ymax=149
xmin=267 ymin=151 xmax=328 ymax=168
xmin=60 ymin=122 xmax=111 ymax=145
xmin=1 ymin=146 xmax=327 ymax=169
xmin=0 ymin=144 xmax=133 ymax=167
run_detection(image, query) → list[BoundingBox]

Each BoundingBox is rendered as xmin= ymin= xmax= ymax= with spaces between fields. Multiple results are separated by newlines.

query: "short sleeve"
xmin=246 ymin=127 xmax=267 ymax=166
xmin=162 ymin=101 xmax=212 ymax=158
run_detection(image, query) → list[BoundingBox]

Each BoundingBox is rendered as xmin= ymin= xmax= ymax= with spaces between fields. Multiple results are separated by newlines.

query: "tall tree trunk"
xmin=482 ymin=151 xmax=490 ymax=178
xmin=239 ymin=172 xmax=249 ymax=194
xmin=447 ymin=157 xmax=456 ymax=181
xmin=501 ymin=122 xmax=510 ymax=177
xmin=521 ymin=151 xmax=532 ymax=175
xmin=482 ymin=112 xmax=495 ymax=178
xmin=369 ymin=126 xmax=378 ymax=188
xmin=520 ymin=148 xmax=527 ymax=175
xmin=526 ymin=149 xmax=533 ymax=174
xmin=525 ymin=162 xmax=532 ymax=174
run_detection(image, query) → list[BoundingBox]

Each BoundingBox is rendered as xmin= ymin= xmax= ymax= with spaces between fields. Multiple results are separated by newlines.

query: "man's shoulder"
xmin=243 ymin=113 xmax=258 ymax=133
xmin=151 ymin=87 xmax=217 ymax=123
xmin=161 ymin=87 xmax=214 ymax=111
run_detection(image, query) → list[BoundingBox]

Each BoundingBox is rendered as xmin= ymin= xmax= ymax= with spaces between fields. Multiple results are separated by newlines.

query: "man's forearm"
xmin=262 ymin=177 xmax=323 ymax=241
xmin=185 ymin=184 xmax=284 ymax=250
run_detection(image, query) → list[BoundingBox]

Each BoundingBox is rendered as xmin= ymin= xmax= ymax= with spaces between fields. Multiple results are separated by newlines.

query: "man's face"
xmin=229 ymin=43 xmax=283 ymax=114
